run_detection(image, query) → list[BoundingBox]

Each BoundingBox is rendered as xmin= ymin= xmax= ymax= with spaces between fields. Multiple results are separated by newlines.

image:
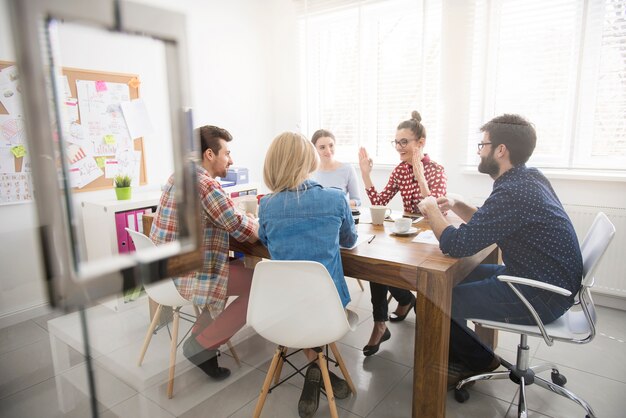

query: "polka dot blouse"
xmin=365 ymin=155 xmax=447 ymax=213
xmin=439 ymin=165 xmax=583 ymax=297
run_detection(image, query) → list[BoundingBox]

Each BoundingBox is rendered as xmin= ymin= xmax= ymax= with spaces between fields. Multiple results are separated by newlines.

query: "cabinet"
xmin=81 ymin=191 xmax=162 ymax=262
xmin=81 ymin=184 xmax=259 ymax=262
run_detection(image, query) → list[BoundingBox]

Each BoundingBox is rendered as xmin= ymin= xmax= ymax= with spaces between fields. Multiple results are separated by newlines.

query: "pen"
xmin=367 ymin=235 xmax=376 ymax=244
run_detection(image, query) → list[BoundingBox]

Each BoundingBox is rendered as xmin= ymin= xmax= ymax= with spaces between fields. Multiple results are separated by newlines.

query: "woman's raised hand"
xmin=412 ymin=146 xmax=425 ymax=181
xmin=358 ymin=147 xmax=373 ymax=175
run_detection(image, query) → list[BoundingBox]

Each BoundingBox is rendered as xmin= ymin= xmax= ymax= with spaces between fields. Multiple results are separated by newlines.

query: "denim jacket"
xmin=258 ymin=180 xmax=358 ymax=306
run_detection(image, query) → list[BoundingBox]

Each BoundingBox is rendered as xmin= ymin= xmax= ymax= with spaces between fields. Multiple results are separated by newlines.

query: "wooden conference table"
xmin=230 ymin=216 xmax=498 ymax=418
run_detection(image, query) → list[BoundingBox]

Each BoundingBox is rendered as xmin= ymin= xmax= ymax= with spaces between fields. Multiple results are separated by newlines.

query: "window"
xmin=467 ymin=0 xmax=626 ymax=171
xmin=298 ymin=0 xmax=442 ymax=164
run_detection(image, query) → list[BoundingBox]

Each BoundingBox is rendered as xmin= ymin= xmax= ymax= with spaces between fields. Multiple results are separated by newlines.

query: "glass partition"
xmin=9 ymin=0 xmax=202 ymax=309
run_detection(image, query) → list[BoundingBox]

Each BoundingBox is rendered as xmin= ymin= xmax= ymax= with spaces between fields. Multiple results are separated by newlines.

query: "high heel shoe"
xmin=363 ymin=327 xmax=391 ymax=357
xmin=389 ymin=295 xmax=416 ymax=322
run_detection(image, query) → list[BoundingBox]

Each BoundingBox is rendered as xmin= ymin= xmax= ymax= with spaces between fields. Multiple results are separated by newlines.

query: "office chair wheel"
xmin=454 ymin=387 xmax=470 ymax=403
xmin=550 ymin=371 xmax=567 ymax=386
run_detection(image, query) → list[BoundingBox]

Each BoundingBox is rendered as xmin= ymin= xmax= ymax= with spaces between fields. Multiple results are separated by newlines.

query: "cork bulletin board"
xmin=0 ymin=60 xmax=148 ymax=203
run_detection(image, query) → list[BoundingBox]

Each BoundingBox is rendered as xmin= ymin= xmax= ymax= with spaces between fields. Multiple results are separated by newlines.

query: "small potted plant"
xmin=114 ymin=174 xmax=132 ymax=200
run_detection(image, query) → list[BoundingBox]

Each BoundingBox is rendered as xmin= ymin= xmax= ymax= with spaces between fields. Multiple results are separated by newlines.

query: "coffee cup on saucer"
xmin=393 ymin=217 xmax=412 ymax=233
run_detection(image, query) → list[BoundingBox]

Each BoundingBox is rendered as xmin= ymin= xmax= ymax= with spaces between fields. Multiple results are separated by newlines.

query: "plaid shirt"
xmin=366 ymin=156 xmax=447 ymax=213
xmin=150 ymin=164 xmax=257 ymax=311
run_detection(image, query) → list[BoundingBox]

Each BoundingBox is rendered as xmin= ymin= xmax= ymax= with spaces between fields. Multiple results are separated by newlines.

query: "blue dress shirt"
xmin=440 ymin=165 xmax=583 ymax=299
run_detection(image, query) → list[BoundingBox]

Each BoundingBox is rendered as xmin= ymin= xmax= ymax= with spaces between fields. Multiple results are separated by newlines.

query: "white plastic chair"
xmin=126 ymin=228 xmax=194 ymax=399
xmin=455 ymin=212 xmax=616 ymax=418
xmin=247 ymin=260 xmax=359 ymax=418
xmin=126 ymin=228 xmax=240 ymax=398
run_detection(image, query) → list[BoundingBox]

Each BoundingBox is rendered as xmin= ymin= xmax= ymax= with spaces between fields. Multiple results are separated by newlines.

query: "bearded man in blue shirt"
xmin=418 ymin=114 xmax=582 ymax=388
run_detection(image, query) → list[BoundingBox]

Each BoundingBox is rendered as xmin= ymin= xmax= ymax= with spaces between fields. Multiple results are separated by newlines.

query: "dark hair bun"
xmin=411 ymin=110 xmax=422 ymax=123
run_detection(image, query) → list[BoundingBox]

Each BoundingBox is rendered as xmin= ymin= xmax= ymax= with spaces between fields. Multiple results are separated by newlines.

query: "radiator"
xmin=563 ymin=204 xmax=625 ymax=299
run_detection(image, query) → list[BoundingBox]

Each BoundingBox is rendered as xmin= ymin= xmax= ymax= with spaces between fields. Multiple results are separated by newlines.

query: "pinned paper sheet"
xmin=104 ymin=134 xmax=116 ymax=145
xmin=68 ymin=122 xmax=86 ymax=144
xmin=120 ymin=98 xmax=154 ymax=139
xmin=411 ymin=230 xmax=440 ymax=245
xmin=115 ymin=149 xmax=141 ymax=186
xmin=0 ymin=114 xmax=26 ymax=145
xmin=68 ymin=167 xmax=80 ymax=187
xmin=70 ymin=157 xmax=103 ymax=188
xmin=62 ymin=98 xmax=79 ymax=123
xmin=0 ymin=172 xmax=32 ymax=204
xmin=87 ymin=127 xmax=118 ymax=156
xmin=76 ymin=80 xmax=132 ymax=153
xmin=0 ymin=65 xmax=23 ymax=117
xmin=60 ymin=75 xmax=72 ymax=99
xmin=0 ymin=146 xmax=16 ymax=173
xmin=104 ymin=158 xmax=119 ymax=178
xmin=66 ymin=143 xmax=86 ymax=164
xmin=11 ymin=145 xmax=26 ymax=158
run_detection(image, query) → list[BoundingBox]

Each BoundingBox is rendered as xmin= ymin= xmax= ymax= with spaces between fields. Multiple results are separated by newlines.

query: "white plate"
xmin=391 ymin=227 xmax=419 ymax=236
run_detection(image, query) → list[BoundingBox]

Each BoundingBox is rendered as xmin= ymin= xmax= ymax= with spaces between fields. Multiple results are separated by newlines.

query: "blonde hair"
xmin=263 ymin=132 xmax=319 ymax=192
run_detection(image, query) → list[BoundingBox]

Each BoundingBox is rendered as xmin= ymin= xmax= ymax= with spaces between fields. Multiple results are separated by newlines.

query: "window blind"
xmin=468 ymin=0 xmax=626 ymax=170
xmin=299 ymin=0 xmax=442 ymax=164
xmin=584 ymin=0 xmax=626 ymax=165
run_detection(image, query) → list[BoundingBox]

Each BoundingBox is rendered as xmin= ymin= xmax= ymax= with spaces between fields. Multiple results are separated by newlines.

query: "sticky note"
xmin=95 ymin=156 xmax=107 ymax=169
xmin=11 ymin=145 xmax=26 ymax=158
xmin=104 ymin=134 xmax=116 ymax=145
xmin=95 ymin=81 xmax=108 ymax=92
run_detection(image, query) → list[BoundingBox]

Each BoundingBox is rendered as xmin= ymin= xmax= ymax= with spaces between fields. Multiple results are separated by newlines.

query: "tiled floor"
xmin=1 ymin=279 xmax=625 ymax=418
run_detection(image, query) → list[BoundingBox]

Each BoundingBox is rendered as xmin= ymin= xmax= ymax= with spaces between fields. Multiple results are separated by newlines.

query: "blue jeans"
xmin=450 ymin=264 xmax=573 ymax=371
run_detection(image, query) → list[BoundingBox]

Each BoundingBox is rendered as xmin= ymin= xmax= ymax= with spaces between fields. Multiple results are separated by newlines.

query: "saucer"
xmin=391 ymin=227 xmax=418 ymax=236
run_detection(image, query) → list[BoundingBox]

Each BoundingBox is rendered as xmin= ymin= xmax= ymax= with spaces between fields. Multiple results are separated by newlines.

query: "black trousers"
xmin=370 ymin=282 xmax=415 ymax=322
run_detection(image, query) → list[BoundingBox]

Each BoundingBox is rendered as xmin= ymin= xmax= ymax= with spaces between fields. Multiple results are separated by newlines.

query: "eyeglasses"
xmin=390 ymin=138 xmax=416 ymax=148
xmin=477 ymin=142 xmax=492 ymax=151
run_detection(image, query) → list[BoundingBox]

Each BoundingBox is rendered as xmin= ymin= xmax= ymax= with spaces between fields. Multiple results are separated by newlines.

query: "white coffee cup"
xmin=237 ymin=199 xmax=258 ymax=216
xmin=394 ymin=217 xmax=412 ymax=233
xmin=370 ymin=205 xmax=391 ymax=225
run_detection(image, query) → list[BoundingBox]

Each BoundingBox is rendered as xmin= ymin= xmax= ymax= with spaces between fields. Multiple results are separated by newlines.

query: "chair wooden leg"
xmin=226 ymin=340 xmax=241 ymax=366
xmin=356 ymin=278 xmax=364 ymax=291
xmin=137 ymin=304 xmax=162 ymax=366
xmin=253 ymin=346 xmax=283 ymax=418
xmin=167 ymin=308 xmax=180 ymax=399
xmin=318 ymin=351 xmax=338 ymax=418
xmin=329 ymin=342 xmax=356 ymax=396
xmin=273 ymin=346 xmax=288 ymax=385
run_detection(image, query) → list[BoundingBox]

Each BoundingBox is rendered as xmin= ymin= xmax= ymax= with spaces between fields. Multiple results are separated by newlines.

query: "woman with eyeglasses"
xmin=357 ymin=110 xmax=447 ymax=356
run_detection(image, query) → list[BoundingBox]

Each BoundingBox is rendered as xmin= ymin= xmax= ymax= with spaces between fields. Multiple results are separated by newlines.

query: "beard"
xmin=478 ymin=152 xmax=500 ymax=178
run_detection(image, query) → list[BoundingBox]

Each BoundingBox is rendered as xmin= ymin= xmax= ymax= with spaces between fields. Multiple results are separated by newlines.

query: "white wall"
xmin=132 ymin=0 xmax=300 ymax=189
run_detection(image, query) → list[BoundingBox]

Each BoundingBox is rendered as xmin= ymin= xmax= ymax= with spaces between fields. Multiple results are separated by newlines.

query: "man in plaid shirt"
xmin=150 ymin=125 xmax=258 ymax=380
